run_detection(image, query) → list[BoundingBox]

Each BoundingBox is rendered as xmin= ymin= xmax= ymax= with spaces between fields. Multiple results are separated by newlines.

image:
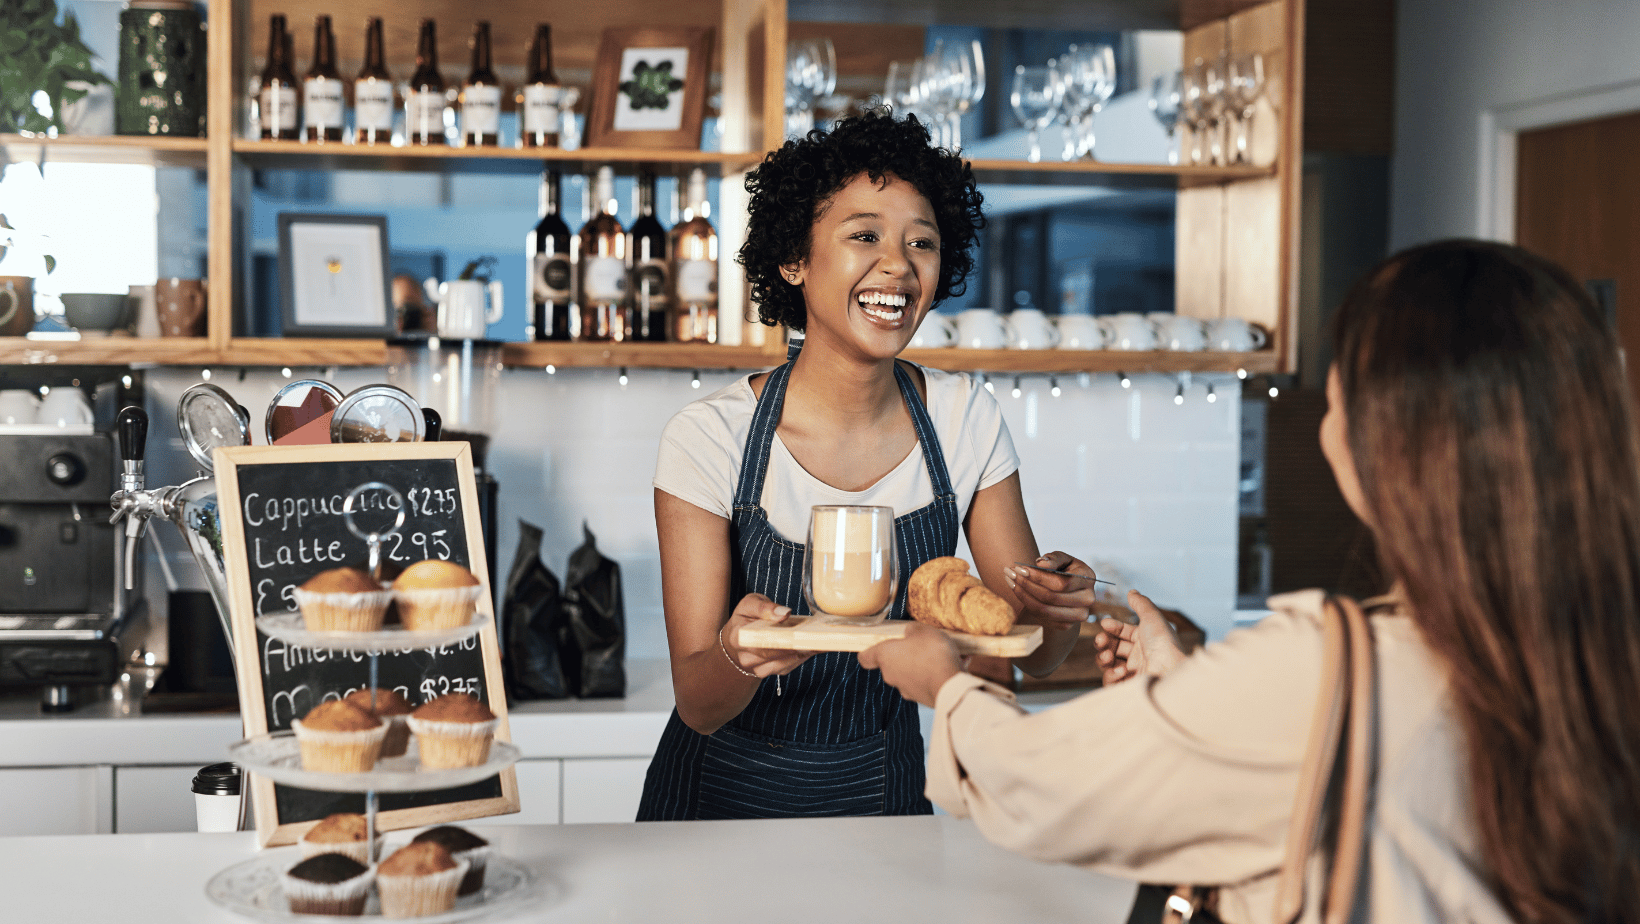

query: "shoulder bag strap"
xmin=1272 ymin=594 xmax=1377 ymax=924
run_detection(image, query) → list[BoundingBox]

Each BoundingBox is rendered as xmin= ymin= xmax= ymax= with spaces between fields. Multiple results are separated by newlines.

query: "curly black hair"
xmin=736 ymin=109 xmax=985 ymax=331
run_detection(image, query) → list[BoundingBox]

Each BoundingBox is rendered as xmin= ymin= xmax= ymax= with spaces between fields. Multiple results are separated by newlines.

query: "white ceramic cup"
xmin=1097 ymin=312 xmax=1159 ymax=351
xmin=130 ymin=284 xmax=160 ymax=338
xmin=1152 ymin=313 xmax=1208 ymax=351
xmin=956 ymin=308 xmax=1007 ymax=350
xmin=1206 ymin=317 xmax=1270 ymax=351
xmin=1003 ymin=309 xmax=1061 ymax=350
xmin=908 ymin=312 xmax=957 ymax=348
xmin=433 ymin=279 xmax=505 ymax=340
xmin=0 ymin=389 xmax=39 ymax=425
xmin=1053 ymin=314 xmax=1104 ymax=350
xmin=37 ymin=387 xmax=93 ymax=428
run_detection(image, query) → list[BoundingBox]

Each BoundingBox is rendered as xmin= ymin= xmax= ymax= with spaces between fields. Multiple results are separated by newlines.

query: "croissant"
xmin=907 ymin=557 xmax=1016 ymax=636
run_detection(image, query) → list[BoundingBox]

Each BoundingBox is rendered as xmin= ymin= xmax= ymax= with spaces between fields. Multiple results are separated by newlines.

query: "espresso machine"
xmin=0 ymin=421 xmax=130 ymax=710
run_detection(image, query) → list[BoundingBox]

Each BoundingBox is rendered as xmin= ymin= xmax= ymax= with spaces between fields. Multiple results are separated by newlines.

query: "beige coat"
xmin=926 ymin=590 xmax=1515 ymax=923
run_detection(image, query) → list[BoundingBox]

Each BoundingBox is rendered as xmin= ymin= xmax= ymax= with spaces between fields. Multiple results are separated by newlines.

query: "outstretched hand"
xmin=858 ymin=623 xmax=963 ymax=707
xmin=1092 ymin=590 xmax=1188 ymax=684
xmin=720 ymin=593 xmax=814 ymax=678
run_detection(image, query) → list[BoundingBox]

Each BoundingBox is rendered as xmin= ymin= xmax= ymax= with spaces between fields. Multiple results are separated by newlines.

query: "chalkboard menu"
xmin=214 ymin=442 xmax=518 ymax=847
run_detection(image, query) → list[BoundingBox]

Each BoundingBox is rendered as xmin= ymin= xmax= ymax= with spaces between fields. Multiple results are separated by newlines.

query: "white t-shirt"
xmin=654 ymin=365 xmax=1020 ymax=542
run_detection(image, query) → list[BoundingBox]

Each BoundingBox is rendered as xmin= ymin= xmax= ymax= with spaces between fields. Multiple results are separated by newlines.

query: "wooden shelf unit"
xmin=2 ymin=0 xmax=1300 ymax=375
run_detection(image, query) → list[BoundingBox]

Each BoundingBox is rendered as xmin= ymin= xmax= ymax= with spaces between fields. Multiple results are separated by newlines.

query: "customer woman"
xmin=863 ymin=240 xmax=1640 ymax=922
xmin=637 ymin=110 xmax=1088 ymax=821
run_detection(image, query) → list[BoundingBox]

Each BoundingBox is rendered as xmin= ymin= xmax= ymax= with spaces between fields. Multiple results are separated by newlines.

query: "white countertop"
xmin=0 ymin=659 xmax=677 ymax=767
xmin=0 ymin=816 xmax=1139 ymax=923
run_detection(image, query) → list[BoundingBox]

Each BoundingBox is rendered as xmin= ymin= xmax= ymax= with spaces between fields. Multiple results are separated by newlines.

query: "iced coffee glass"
xmin=803 ymin=505 xmax=898 ymax=624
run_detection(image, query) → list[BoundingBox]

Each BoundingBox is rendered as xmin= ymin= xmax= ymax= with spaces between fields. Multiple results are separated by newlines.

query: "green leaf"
xmin=43 ymin=255 xmax=55 ymax=274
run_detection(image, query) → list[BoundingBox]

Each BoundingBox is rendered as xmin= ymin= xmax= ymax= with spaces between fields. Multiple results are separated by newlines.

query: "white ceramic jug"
xmin=424 ymin=277 xmax=504 ymax=340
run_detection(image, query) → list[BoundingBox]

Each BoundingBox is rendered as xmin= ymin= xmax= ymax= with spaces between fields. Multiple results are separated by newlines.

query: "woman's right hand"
xmin=719 ymin=593 xmax=815 ymax=678
xmin=1093 ymin=590 xmax=1188 ymax=684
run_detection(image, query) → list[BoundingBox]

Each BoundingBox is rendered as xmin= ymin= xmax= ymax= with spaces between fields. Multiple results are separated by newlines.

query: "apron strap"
xmin=732 ymin=361 xmax=794 ymax=510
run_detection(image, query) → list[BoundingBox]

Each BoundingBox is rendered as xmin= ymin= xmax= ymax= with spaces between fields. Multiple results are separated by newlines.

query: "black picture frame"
xmin=276 ymin=212 xmax=395 ymax=338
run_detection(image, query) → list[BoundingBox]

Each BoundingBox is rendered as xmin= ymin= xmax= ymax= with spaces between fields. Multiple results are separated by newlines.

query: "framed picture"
xmin=277 ymin=213 xmax=395 ymax=337
xmin=586 ymin=26 xmax=713 ymax=149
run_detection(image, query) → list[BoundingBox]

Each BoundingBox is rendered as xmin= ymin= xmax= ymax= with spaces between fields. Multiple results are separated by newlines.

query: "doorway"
xmin=1515 ymin=111 xmax=1640 ymax=400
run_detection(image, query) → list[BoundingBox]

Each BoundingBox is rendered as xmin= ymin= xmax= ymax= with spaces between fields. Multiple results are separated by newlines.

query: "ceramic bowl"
xmin=61 ymin=293 xmax=132 ymax=333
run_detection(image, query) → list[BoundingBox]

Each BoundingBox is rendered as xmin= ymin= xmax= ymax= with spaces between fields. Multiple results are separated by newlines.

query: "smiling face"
xmin=786 ymin=172 xmax=941 ymax=360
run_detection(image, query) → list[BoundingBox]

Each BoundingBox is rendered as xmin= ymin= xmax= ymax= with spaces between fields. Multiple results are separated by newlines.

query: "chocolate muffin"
xmin=411 ymin=825 xmax=490 ymax=895
xmin=282 ymin=853 xmax=374 ymax=916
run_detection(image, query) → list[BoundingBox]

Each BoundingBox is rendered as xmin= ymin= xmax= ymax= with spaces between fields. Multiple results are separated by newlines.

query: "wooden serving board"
xmin=737 ymin=618 xmax=1042 ymax=657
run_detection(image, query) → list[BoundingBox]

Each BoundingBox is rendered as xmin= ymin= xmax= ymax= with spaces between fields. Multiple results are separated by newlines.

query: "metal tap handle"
xmin=422 ymin=407 xmax=442 ymax=442
xmin=118 ymin=405 xmax=149 ymax=464
xmin=112 ymin=406 xmax=152 ymax=589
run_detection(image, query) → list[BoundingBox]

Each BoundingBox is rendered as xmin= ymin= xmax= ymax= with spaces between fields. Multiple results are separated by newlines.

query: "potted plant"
xmin=0 ymin=0 xmax=111 ymax=134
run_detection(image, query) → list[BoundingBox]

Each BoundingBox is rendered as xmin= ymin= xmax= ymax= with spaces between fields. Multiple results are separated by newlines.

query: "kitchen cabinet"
xmin=0 ymin=0 xmax=1298 ymax=376
xmin=0 ymin=765 xmax=113 ymax=836
xmin=114 ymin=763 xmax=202 ymax=834
xmin=561 ymin=756 xmax=652 ymax=824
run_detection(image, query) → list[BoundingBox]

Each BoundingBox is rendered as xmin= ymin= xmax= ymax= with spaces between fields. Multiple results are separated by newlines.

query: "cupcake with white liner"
xmin=282 ymin=853 xmax=375 ymax=916
xmin=407 ymin=693 xmax=498 ymax=769
xmin=376 ymin=841 xmax=468 ymax=918
xmin=291 ymin=700 xmax=386 ymax=773
xmin=410 ymin=825 xmax=491 ymax=896
xmin=292 ymin=567 xmax=392 ymax=632
xmin=298 ymin=813 xmax=383 ymax=866
xmin=391 ymin=559 xmax=484 ymax=632
xmin=343 ymin=687 xmax=413 ymax=758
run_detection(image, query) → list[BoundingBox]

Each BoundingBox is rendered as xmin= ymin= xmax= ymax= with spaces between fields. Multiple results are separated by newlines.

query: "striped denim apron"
xmin=637 ymin=357 xmax=960 ymax=820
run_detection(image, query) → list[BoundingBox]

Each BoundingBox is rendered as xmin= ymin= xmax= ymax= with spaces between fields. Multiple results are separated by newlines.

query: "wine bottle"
xmin=576 ymin=166 xmax=630 ymax=342
xmin=406 ymin=19 xmax=446 ymax=146
xmin=668 ymin=168 xmax=718 ymax=343
xmin=302 ymin=16 xmax=344 ymax=143
xmin=354 ymin=18 xmax=394 ymax=146
xmin=527 ymin=170 xmax=573 ymax=341
xmin=629 ymin=171 xmax=670 ymax=342
xmin=460 ymin=21 xmax=501 ymax=147
xmin=519 ymin=24 xmax=563 ymax=148
xmin=258 ymin=14 xmax=299 ymax=140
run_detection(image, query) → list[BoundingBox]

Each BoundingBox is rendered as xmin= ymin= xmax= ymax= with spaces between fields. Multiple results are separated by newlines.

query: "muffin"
xmin=344 ymin=688 xmax=413 ymax=758
xmin=298 ymin=813 xmax=382 ymax=866
xmin=411 ymin=826 xmax=490 ymax=896
xmin=282 ymin=853 xmax=374 ymax=916
xmin=376 ymin=841 xmax=468 ymax=918
xmin=392 ymin=560 xmax=483 ymax=631
xmin=292 ymin=567 xmax=392 ymax=632
xmin=291 ymin=700 xmax=386 ymax=773
xmin=407 ymin=693 xmax=498 ymax=769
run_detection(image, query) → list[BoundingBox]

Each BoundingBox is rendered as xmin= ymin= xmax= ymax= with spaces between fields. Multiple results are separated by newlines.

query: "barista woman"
xmin=637 ymin=110 xmax=1089 ymax=820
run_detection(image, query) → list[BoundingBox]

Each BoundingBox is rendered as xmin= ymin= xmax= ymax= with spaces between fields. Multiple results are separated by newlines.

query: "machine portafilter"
xmin=110 ymin=403 xmax=240 ymax=656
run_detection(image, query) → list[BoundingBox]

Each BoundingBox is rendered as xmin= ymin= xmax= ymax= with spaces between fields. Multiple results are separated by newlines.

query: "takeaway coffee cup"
xmin=192 ymin=762 xmax=243 ymax=832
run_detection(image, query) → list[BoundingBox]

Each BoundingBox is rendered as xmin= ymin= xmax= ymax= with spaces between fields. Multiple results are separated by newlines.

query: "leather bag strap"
xmin=1272 ymin=595 xmax=1377 ymax=924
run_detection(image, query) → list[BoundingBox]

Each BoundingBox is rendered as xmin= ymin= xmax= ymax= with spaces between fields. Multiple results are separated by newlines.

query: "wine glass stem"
xmin=1028 ymin=128 xmax=1041 ymax=163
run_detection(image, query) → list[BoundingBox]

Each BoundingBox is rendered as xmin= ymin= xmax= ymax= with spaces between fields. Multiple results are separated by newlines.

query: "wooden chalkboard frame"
xmin=215 ymin=442 xmax=518 ymax=847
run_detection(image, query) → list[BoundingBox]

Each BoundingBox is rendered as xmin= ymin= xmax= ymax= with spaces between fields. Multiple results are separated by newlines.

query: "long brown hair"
xmin=1332 ymin=239 xmax=1640 ymax=922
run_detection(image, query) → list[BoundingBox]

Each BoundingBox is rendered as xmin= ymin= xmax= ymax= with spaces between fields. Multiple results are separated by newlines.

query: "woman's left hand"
xmin=1004 ymin=551 xmax=1097 ymax=631
xmin=859 ymin=623 xmax=962 ymax=707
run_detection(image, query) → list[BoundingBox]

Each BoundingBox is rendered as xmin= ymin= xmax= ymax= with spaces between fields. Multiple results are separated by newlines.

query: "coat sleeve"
xmin=925 ymin=596 xmax=1328 ymax=887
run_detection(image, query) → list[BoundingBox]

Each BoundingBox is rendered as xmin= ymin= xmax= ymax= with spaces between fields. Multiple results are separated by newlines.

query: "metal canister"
xmin=116 ymin=0 xmax=206 ymax=136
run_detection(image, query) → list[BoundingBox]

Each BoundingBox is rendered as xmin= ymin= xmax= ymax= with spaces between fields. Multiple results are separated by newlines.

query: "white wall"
xmin=1391 ymin=0 xmax=1640 ymax=247
xmin=139 ymin=365 xmax=1242 ymax=663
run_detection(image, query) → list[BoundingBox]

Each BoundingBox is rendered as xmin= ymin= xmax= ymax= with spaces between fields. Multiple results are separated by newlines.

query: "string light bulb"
xmin=200 ymin=368 xmax=212 ymax=381
xmin=1206 ymin=383 xmax=1217 ymax=403
xmin=981 ymin=373 xmax=994 ymax=394
xmin=1011 ymin=376 xmax=1022 ymax=399
xmin=545 ymin=364 xmax=556 ymax=374
xmin=1174 ymin=381 xmax=1185 ymax=405
xmin=1236 ymin=368 xmax=1248 ymax=380
xmin=1049 ymin=375 xmax=1061 ymax=398
xmin=690 ymin=369 xmax=701 ymax=389
xmin=618 ymin=367 xmax=629 ymax=387
xmin=280 ymin=367 xmax=292 ymax=378
xmin=1268 ymin=384 xmax=1280 ymax=399
xmin=1119 ymin=372 xmax=1131 ymax=389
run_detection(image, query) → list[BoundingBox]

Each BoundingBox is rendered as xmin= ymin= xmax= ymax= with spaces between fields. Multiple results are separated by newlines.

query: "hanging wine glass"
xmin=1149 ymin=69 xmax=1183 ymax=165
xmin=1227 ymin=52 xmax=1265 ymax=164
xmin=1202 ymin=53 xmax=1228 ymax=165
xmin=1079 ymin=43 xmax=1115 ymax=160
xmin=1010 ymin=61 xmax=1063 ymax=164
xmin=1180 ymin=60 xmax=1208 ymax=165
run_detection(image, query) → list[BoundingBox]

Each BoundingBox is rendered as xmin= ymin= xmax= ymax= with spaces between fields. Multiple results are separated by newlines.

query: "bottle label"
xmin=303 ymin=77 xmax=344 ymax=130
xmin=533 ymin=253 xmax=572 ymax=303
xmin=462 ymin=84 xmax=502 ymax=135
xmin=406 ymin=90 xmax=445 ymax=138
xmin=522 ymin=84 xmax=564 ymax=135
xmin=260 ymin=85 xmax=298 ymax=131
xmin=581 ymin=256 xmax=627 ymax=302
xmin=633 ymin=261 xmax=670 ymax=308
xmin=676 ymin=259 xmax=717 ymax=302
xmin=355 ymin=79 xmax=394 ymax=131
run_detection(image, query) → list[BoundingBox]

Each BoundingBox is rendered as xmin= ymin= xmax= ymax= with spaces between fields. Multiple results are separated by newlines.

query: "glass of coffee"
xmin=803 ymin=505 xmax=898 ymax=624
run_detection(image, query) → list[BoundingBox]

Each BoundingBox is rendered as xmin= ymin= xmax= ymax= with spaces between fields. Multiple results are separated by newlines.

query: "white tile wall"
xmin=138 ymin=365 xmax=1242 ymax=666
